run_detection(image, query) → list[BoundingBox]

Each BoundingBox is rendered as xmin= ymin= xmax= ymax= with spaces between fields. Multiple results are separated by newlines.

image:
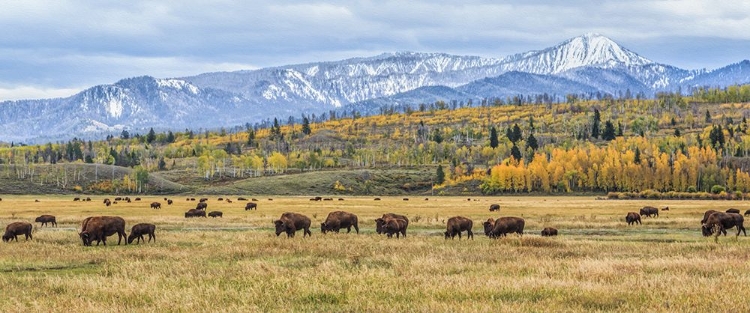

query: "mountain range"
xmin=1 ymin=33 xmax=748 ymax=143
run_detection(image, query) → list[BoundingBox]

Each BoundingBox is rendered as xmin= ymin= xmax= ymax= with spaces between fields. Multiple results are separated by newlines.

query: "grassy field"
xmin=0 ymin=195 xmax=748 ymax=312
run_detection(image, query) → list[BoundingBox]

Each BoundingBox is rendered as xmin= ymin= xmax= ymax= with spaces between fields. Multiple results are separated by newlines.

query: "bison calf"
xmin=3 ymin=222 xmax=33 ymax=242
xmin=35 ymin=215 xmax=57 ymax=227
xmin=127 ymin=223 xmax=156 ymax=244
xmin=444 ymin=216 xmax=473 ymax=240
xmin=541 ymin=227 xmax=558 ymax=237
xmin=380 ymin=217 xmax=408 ymax=238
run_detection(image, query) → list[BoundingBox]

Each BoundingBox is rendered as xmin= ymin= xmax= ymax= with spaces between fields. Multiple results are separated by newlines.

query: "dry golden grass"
xmin=0 ymin=195 xmax=748 ymax=312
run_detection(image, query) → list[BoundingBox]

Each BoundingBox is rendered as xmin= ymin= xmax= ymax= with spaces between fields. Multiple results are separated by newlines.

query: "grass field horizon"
xmin=1 ymin=195 xmax=749 ymax=312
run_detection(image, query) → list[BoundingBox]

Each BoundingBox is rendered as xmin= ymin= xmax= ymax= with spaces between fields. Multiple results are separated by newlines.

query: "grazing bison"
xmin=640 ymin=206 xmax=659 ymax=218
xmin=661 ymin=207 xmax=669 ymax=211
xmin=103 ymin=198 xmax=111 ymax=206
xmin=167 ymin=199 xmax=173 ymax=205
xmin=114 ymin=197 xmax=122 ymax=201
xmin=73 ymin=197 xmax=80 ymax=201
xmin=251 ymin=198 xmax=259 ymax=201
xmin=726 ymin=208 xmax=741 ymax=214
xmin=701 ymin=210 xmax=718 ymax=225
xmin=488 ymin=217 xmax=525 ymax=238
xmin=218 ymin=197 xmax=224 ymax=201
xmin=127 ymin=223 xmax=156 ymax=244
xmin=338 ymin=198 xmax=344 ymax=201
xmin=2 ymin=222 xmax=33 ymax=242
xmin=403 ymin=198 xmax=409 ymax=201
xmin=35 ymin=215 xmax=57 ymax=227
xmin=541 ymin=227 xmax=558 ymax=237
xmin=199 ymin=198 xmax=208 ymax=203
xmin=489 ymin=204 xmax=500 ymax=212
xmin=380 ymin=217 xmax=408 ymax=238
xmin=375 ymin=213 xmax=409 ymax=235
xmin=86 ymin=197 xmax=91 ymax=201
xmin=483 ymin=218 xmax=496 ymax=237
xmin=184 ymin=209 xmax=207 ymax=218
xmin=208 ymin=211 xmax=223 ymax=218
xmin=79 ymin=216 xmax=127 ymax=246
xmin=274 ymin=212 xmax=312 ymax=238
xmin=374 ymin=198 xmax=381 ymax=201
xmin=702 ymin=212 xmax=747 ymax=238
xmin=226 ymin=199 xmax=232 ymax=203
xmin=745 ymin=209 xmax=750 ymax=217
xmin=134 ymin=198 xmax=141 ymax=201
xmin=238 ymin=197 xmax=247 ymax=201
xmin=444 ymin=216 xmax=473 ymax=240
xmin=626 ymin=212 xmax=642 ymax=225
xmin=245 ymin=202 xmax=257 ymax=211
xmin=150 ymin=202 xmax=161 ymax=210
xmin=195 ymin=202 xmax=208 ymax=210
xmin=320 ymin=211 xmax=359 ymax=234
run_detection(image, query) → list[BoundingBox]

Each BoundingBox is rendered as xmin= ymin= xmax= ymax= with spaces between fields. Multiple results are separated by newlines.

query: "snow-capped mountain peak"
xmin=500 ymin=33 xmax=653 ymax=74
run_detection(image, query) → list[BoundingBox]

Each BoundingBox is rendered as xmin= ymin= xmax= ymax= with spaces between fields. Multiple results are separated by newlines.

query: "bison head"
xmin=79 ymin=231 xmax=92 ymax=246
xmin=2 ymin=234 xmax=11 ymax=242
xmin=35 ymin=216 xmax=43 ymax=222
xmin=274 ymin=220 xmax=286 ymax=236
xmin=701 ymin=224 xmax=713 ymax=237
xmin=374 ymin=218 xmax=385 ymax=234
xmin=444 ymin=230 xmax=452 ymax=240
xmin=320 ymin=222 xmax=329 ymax=234
xmin=127 ymin=234 xmax=137 ymax=244
xmin=483 ymin=222 xmax=494 ymax=236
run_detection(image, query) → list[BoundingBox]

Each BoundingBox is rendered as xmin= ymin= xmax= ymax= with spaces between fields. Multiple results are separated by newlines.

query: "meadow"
xmin=0 ymin=195 xmax=749 ymax=312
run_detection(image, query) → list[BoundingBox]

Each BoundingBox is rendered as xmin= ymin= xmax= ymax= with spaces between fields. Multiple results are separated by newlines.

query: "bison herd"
xmin=3 ymin=198 xmax=750 ymax=245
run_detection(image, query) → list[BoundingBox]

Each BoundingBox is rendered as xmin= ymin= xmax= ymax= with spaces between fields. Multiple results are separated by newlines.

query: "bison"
xmin=245 ymin=202 xmax=257 ymax=211
xmin=195 ymin=202 xmax=208 ymax=210
xmin=375 ymin=213 xmax=409 ymax=235
xmin=274 ymin=212 xmax=312 ymax=238
xmin=103 ymin=198 xmax=112 ymax=206
xmin=73 ymin=197 xmax=80 ymax=201
xmin=127 ymin=223 xmax=156 ymax=244
xmin=444 ymin=216 xmax=473 ymax=240
xmin=35 ymin=215 xmax=57 ymax=227
xmin=745 ymin=209 xmax=750 ymax=217
xmin=185 ymin=209 xmax=207 ymax=218
xmin=2 ymin=222 xmax=33 ymax=242
xmin=661 ymin=207 xmax=669 ymax=211
xmin=237 ymin=197 xmax=248 ymax=201
xmin=320 ymin=211 xmax=359 ymax=234
xmin=483 ymin=218 xmax=496 ymax=237
xmin=150 ymin=202 xmax=161 ymax=210
xmin=199 ymin=198 xmax=208 ymax=203
xmin=541 ymin=227 xmax=558 ymax=237
xmin=208 ymin=211 xmax=223 ymax=218
xmin=626 ymin=212 xmax=642 ymax=225
xmin=640 ymin=206 xmax=659 ymax=218
xmin=379 ymin=217 xmax=408 ymax=238
xmin=488 ymin=217 xmax=525 ymax=238
xmin=79 ymin=216 xmax=127 ymax=246
xmin=726 ymin=208 xmax=741 ymax=214
xmin=167 ymin=199 xmax=173 ymax=205
xmin=489 ymin=204 xmax=500 ymax=212
xmin=702 ymin=212 xmax=747 ymax=239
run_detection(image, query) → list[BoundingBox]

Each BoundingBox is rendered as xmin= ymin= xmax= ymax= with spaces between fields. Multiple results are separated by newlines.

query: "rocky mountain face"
xmin=1 ymin=33 xmax=747 ymax=143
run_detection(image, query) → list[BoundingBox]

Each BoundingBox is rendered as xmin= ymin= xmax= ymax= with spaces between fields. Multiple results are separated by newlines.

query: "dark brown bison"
xmin=127 ymin=223 xmax=156 ymax=244
xmin=745 ymin=209 xmax=750 ymax=217
xmin=199 ymin=198 xmax=208 ymax=203
xmin=86 ymin=197 xmax=91 ymax=201
xmin=208 ymin=211 xmax=223 ymax=218
xmin=274 ymin=212 xmax=312 ymax=237
xmin=238 ymin=197 xmax=247 ymax=201
xmin=35 ymin=215 xmax=57 ymax=227
xmin=444 ymin=216 xmax=473 ymax=240
xmin=167 ymin=199 xmax=173 ymax=205
xmin=338 ymin=198 xmax=344 ymax=201
xmin=2 ymin=222 xmax=33 ymax=242
xmin=150 ymin=202 xmax=161 ymax=210
xmin=661 ymin=207 xmax=669 ymax=211
xmin=403 ymin=198 xmax=409 ymax=201
xmin=114 ymin=197 xmax=122 ymax=201
xmin=323 ymin=198 xmax=333 ymax=201
xmin=218 ymin=197 xmax=224 ymax=201
xmin=103 ymin=198 xmax=111 ymax=206
xmin=134 ymin=198 xmax=141 ymax=201
xmin=245 ymin=202 xmax=257 ymax=211
xmin=195 ymin=202 xmax=208 ymax=210
xmin=185 ymin=209 xmax=207 ymax=218
xmin=726 ymin=208 xmax=740 ymax=214
xmin=251 ymin=198 xmax=259 ymax=201
xmin=226 ymin=199 xmax=232 ymax=203
xmin=541 ymin=227 xmax=558 ymax=237
xmin=626 ymin=212 xmax=642 ymax=225
xmin=702 ymin=212 xmax=747 ymax=239
xmin=375 ymin=213 xmax=409 ymax=235
xmin=701 ymin=210 xmax=718 ymax=224
xmin=483 ymin=218 xmax=496 ymax=237
xmin=374 ymin=198 xmax=381 ymax=201
xmin=488 ymin=217 xmax=525 ymax=238
xmin=79 ymin=216 xmax=127 ymax=246
xmin=640 ymin=206 xmax=659 ymax=217
xmin=489 ymin=204 xmax=500 ymax=212
xmin=379 ymin=217 xmax=408 ymax=238
xmin=73 ymin=197 xmax=80 ymax=201
xmin=320 ymin=211 xmax=359 ymax=234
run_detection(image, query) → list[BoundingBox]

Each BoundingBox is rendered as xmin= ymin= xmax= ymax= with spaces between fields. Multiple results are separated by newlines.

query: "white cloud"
xmin=0 ymin=86 xmax=82 ymax=101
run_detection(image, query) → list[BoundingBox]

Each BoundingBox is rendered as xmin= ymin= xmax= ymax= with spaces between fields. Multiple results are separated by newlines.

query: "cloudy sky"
xmin=1 ymin=0 xmax=748 ymax=101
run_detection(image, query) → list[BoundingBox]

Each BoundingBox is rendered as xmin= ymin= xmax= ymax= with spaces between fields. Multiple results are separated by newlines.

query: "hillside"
xmin=1 ymin=85 xmax=750 ymax=196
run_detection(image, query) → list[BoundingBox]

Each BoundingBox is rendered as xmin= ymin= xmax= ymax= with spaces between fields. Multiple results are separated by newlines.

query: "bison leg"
xmin=354 ymin=224 xmax=359 ymax=234
xmin=304 ymin=228 xmax=312 ymax=237
xmin=467 ymin=230 xmax=473 ymax=240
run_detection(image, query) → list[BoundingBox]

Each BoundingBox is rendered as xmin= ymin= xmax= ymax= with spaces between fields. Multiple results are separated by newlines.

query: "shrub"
xmin=711 ymin=185 xmax=726 ymax=194
xmin=687 ymin=186 xmax=697 ymax=193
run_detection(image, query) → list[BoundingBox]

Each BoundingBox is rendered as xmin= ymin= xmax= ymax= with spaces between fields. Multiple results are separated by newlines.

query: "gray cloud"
xmin=0 ymin=0 xmax=748 ymax=100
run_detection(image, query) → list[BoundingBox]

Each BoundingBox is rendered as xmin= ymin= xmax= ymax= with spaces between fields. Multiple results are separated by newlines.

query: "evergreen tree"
xmin=166 ymin=131 xmax=175 ymax=143
xmin=146 ymin=128 xmax=156 ymax=144
xmin=431 ymin=128 xmax=443 ymax=144
xmin=246 ymin=128 xmax=255 ymax=146
xmin=435 ymin=164 xmax=446 ymax=185
xmin=591 ymin=108 xmax=601 ymax=139
xmin=158 ymin=157 xmax=167 ymax=170
xmin=302 ymin=117 xmax=312 ymax=135
xmin=489 ymin=126 xmax=499 ymax=148
xmin=602 ymin=120 xmax=616 ymax=141
xmin=528 ymin=116 xmax=535 ymax=131
xmin=705 ymin=109 xmax=712 ymax=123
xmin=634 ymin=147 xmax=641 ymax=164
xmin=121 ymin=130 xmax=130 ymax=140
xmin=526 ymin=133 xmax=538 ymax=151
xmin=510 ymin=144 xmax=522 ymax=161
xmin=674 ymin=128 xmax=681 ymax=137
xmin=511 ymin=124 xmax=522 ymax=143
xmin=617 ymin=121 xmax=624 ymax=136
